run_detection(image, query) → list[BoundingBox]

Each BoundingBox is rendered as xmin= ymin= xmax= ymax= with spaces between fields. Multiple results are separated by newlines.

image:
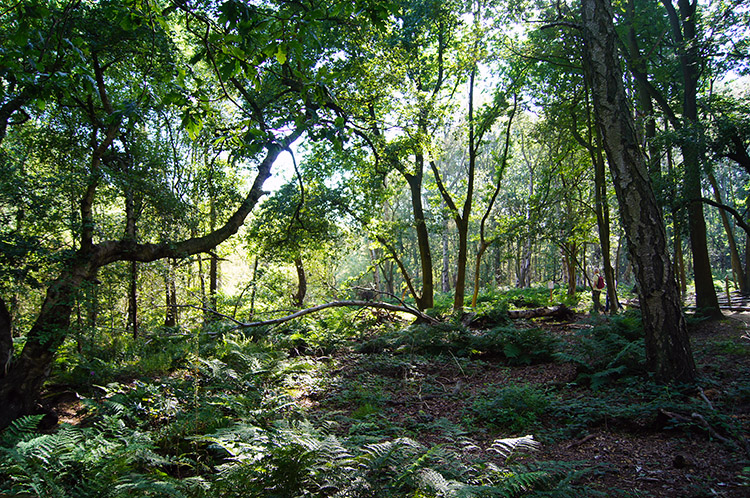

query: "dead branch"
xmin=507 ymin=305 xmax=576 ymax=320
xmin=238 ymin=300 xmax=440 ymax=328
xmin=659 ymin=408 xmax=749 ymax=456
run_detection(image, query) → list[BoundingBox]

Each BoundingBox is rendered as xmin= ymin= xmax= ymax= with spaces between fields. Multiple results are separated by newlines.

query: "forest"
xmin=0 ymin=0 xmax=749 ymax=496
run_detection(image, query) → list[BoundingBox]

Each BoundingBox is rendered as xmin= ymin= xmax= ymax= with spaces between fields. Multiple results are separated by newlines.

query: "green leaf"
xmin=275 ymin=46 xmax=287 ymax=65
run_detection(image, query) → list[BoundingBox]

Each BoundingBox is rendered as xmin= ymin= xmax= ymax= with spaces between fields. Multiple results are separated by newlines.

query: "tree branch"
xmin=699 ymin=197 xmax=750 ymax=236
xmin=238 ymin=300 xmax=439 ymax=328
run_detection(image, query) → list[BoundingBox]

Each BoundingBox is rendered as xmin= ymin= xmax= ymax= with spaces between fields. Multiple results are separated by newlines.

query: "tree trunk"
xmin=454 ymin=217 xmax=469 ymax=308
xmin=707 ymin=171 xmax=746 ymax=292
xmin=292 ymin=257 xmax=307 ymax=307
xmin=662 ymin=0 xmax=721 ymax=318
xmin=0 ymin=298 xmax=12 ymax=378
xmin=471 ymin=241 xmax=489 ymax=307
xmin=0 ymin=141 xmax=290 ymax=430
xmin=582 ymin=0 xmax=696 ymax=383
xmin=209 ymin=252 xmax=218 ymax=313
xmin=0 ymin=264 xmax=94 ymax=429
xmin=370 ymin=248 xmax=382 ymax=294
xmin=442 ymin=219 xmax=451 ymax=293
xmin=405 ymin=166 xmax=434 ymax=310
xmin=164 ymin=260 xmax=177 ymax=327
xmin=208 ymin=191 xmax=219 ymax=315
xmin=563 ymin=244 xmax=577 ymax=296
xmin=127 ymin=260 xmax=138 ymax=338
xmin=593 ymin=139 xmax=619 ymax=312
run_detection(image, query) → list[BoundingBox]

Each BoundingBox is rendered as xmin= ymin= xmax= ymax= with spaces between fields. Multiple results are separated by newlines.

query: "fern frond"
xmin=496 ymin=469 xmax=550 ymax=497
xmin=419 ymin=467 xmax=451 ymax=493
xmin=488 ymin=435 xmax=540 ymax=463
xmin=0 ymin=415 xmax=44 ymax=446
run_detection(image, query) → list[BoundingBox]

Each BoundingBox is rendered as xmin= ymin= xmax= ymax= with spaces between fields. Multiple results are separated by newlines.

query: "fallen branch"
xmin=238 ymin=300 xmax=439 ymax=328
xmin=659 ymin=408 xmax=750 ymax=456
xmin=507 ymin=304 xmax=576 ymax=320
xmin=565 ymin=433 xmax=596 ymax=450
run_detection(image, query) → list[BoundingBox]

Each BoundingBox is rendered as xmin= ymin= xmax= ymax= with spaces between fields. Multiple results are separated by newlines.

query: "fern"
xmin=0 ymin=410 xmax=193 ymax=498
xmin=0 ymin=414 xmax=45 ymax=446
xmin=489 ymin=435 xmax=541 ymax=464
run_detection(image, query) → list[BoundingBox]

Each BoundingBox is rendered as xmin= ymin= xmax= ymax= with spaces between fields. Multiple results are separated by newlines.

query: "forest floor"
xmin=291 ymin=310 xmax=750 ymax=497
xmin=44 ymin=307 xmax=750 ymax=497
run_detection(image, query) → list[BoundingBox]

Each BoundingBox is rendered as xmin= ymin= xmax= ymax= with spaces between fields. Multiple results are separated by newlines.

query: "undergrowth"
xmin=2 ymin=322 xmax=601 ymax=497
xmin=7 ymin=293 xmax=740 ymax=497
xmin=554 ymin=311 xmax=645 ymax=388
xmin=358 ymin=322 xmax=558 ymax=365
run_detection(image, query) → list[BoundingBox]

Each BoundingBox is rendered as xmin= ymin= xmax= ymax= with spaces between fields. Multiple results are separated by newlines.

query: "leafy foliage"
xmin=0 ymin=412 xmax=206 ymax=498
xmin=554 ymin=312 xmax=646 ymax=388
xmin=359 ymin=321 xmax=558 ymax=365
xmin=469 ymin=385 xmax=551 ymax=433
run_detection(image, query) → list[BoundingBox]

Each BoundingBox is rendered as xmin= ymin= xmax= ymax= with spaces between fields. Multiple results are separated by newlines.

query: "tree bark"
xmin=582 ymin=0 xmax=696 ymax=383
xmin=442 ymin=218 xmax=451 ymax=293
xmin=164 ymin=260 xmax=178 ymax=327
xmin=128 ymin=260 xmax=138 ymax=338
xmin=405 ymin=166 xmax=434 ymax=310
xmin=563 ymin=243 xmax=578 ymax=296
xmin=370 ymin=248 xmax=382 ymax=294
xmin=0 ymin=262 xmax=95 ymax=429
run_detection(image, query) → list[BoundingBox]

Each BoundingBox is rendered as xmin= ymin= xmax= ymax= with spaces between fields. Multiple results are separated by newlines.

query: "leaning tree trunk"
xmin=405 ymin=165 xmax=434 ymax=310
xmin=0 ymin=264 xmax=94 ymax=429
xmin=0 ymin=140 xmax=290 ymax=430
xmin=582 ymin=0 xmax=696 ymax=383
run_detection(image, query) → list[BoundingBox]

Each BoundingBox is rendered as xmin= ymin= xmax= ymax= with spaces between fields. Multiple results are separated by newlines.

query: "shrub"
xmin=555 ymin=311 xmax=646 ymax=388
xmin=476 ymin=326 xmax=559 ymax=365
xmin=469 ymin=384 xmax=551 ymax=433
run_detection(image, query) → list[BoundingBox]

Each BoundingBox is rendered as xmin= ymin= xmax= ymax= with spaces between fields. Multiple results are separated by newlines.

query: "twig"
xmin=689 ymin=412 xmax=736 ymax=448
xmin=697 ymin=388 xmax=714 ymax=411
xmin=660 ymin=408 xmax=749 ymax=456
xmin=565 ymin=434 xmax=596 ymax=449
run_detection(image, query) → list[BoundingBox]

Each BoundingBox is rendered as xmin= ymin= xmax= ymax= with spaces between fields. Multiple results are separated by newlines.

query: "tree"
xmin=581 ymin=0 xmax=696 ymax=383
xmin=247 ymin=180 xmax=340 ymax=308
xmin=428 ymin=0 xmax=511 ymax=310
xmin=617 ymin=0 xmax=724 ymax=317
xmin=0 ymin=0 xmax=370 ymax=429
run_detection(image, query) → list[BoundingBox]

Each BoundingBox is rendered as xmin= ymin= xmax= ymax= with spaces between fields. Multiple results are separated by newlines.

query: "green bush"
xmin=476 ymin=326 xmax=559 ymax=365
xmin=469 ymin=384 xmax=551 ymax=433
xmin=554 ymin=311 xmax=645 ymax=388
